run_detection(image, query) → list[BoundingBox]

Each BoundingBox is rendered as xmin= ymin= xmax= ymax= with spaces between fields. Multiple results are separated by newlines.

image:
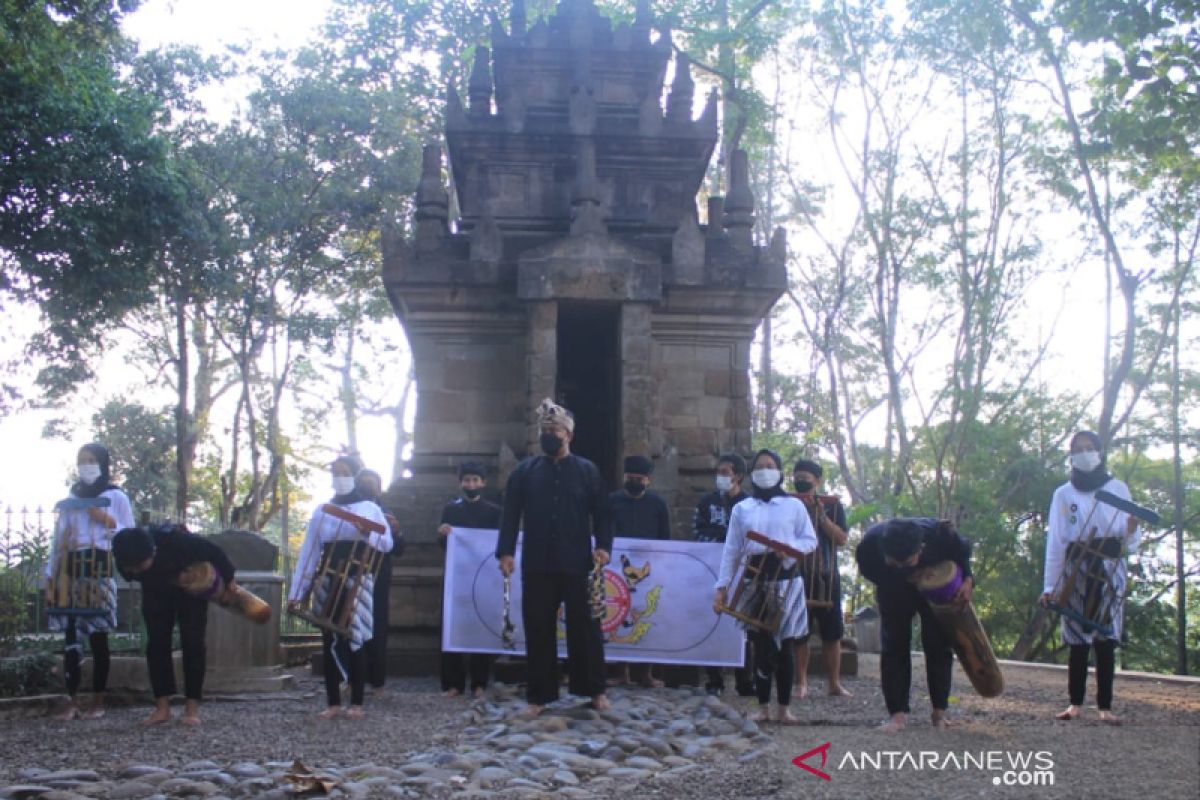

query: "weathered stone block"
xmin=704 ymin=370 xmax=731 ymax=396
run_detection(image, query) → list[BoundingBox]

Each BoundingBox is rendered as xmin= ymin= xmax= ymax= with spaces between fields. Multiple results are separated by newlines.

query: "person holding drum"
xmin=713 ymin=449 xmax=817 ymax=724
xmin=856 ymin=517 xmax=974 ymax=732
xmin=112 ymin=523 xmax=238 ymax=726
xmin=289 ymin=455 xmax=393 ymax=719
xmin=43 ymin=443 xmax=135 ymax=721
xmin=1039 ymin=430 xmax=1140 ymax=724
xmin=790 ymin=458 xmax=852 ymax=699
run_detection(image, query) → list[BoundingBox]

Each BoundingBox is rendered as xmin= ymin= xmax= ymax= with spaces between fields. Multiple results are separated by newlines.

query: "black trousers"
xmin=364 ymin=554 xmax=392 ymax=687
xmin=1068 ymin=640 xmax=1116 ymax=709
xmin=705 ymin=639 xmax=755 ymax=693
xmin=521 ymin=570 xmax=606 ymax=705
xmin=440 ymin=651 xmax=494 ymax=693
xmin=753 ymin=631 xmax=798 ymax=705
xmin=878 ymin=583 xmax=953 ymax=715
xmin=142 ymin=586 xmax=208 ymax=700
xmin=323 ymin=632 xmax=366 ymax=706
xmin=63 ymin=621 xmax=109 ymax=696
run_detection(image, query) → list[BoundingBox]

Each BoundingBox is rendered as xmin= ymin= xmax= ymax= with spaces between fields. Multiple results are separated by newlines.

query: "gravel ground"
xmin=1 ymin=654 xmax=1197 ymax=800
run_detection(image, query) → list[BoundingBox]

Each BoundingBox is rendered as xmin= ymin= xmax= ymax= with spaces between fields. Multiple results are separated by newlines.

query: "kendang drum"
xmin=913 ymin=559 xmax=1004 ymax=698
xmin=799 ymin=494 xmax=838 ymax=610
xmin=716 ymin=531 xmax=806 ymax=635
xmin=1045 ymin=489 xmax=1159 ymax=639
xmin=47 ymin=497 xmax=114 ymax=617
xmin=176 ymin=562 xmax=271 ymax=624
xmin=287 ymin=504 xmax=387 ymax=637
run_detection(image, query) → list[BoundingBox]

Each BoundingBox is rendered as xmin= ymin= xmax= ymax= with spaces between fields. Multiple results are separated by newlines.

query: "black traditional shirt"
xmin=118 ymin=525 xmax=236 ymax=592
xmin=609 ymin=490 xmax=671 ymax=540
xmin=496 ymin=454 xmax=613 ymax=574
xmin=438 ymin=496 xmax=502 ymax=551
xmin=855 ymin=517 xmax=973 ymax=592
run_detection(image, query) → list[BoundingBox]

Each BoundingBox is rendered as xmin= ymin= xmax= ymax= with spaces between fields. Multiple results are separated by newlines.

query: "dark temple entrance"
xmin=556 ymin=303 xmax=621 ymax=486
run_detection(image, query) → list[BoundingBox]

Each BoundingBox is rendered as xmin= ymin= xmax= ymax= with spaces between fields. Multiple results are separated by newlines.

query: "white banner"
xmin=443 ymin=529 xmax=745 ymax=667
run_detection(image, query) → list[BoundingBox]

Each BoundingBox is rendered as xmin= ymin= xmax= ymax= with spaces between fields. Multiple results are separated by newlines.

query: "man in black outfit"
xmin=496 ymin=398 xmax=613 ymax=715
xmin=692 ymin=453 xmax=754 ymax=696
xmin=357 ymin=468 xmax=403 ymax=690
xmin=791 ymin=458 xmax=852 ymax=698
xmin=855 ymin=517 xmax=975 ymax=732
xmin=112 ymin=524 xmax=237 ymax=726
xmin=608 ymin=454 xmax=671 ymax=688
xmin=438 ymin=461 xmax=502 ymax=698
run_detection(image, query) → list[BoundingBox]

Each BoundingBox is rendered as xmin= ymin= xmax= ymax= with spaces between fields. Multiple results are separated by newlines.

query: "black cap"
xmin=623 ymin=455 xmax=653 ymax=476
xmin=458 ymin=461 xmax=487 ymax=480
xmin=792 ymin=458 xmax=823 ymax=479
xmin=111 ymin=527 xmax=155 ymax=567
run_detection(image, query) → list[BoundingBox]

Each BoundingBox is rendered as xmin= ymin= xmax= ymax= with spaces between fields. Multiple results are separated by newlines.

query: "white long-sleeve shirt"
xmin=715 ymin=494 xmax=818 ymax=590
xmin=44 ymin=488 xmax=135 ymax=581
xmin=1043 ymin=478 xmax=1141 ymax=594
xmin=289 ymin=500 xmax=392 ymax=602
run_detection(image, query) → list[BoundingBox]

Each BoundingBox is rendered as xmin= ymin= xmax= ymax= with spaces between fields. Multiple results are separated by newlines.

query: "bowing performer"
xmin=713 ymin=449 xmax=817 ymax=724
xmin=44 ymin=443 xmax=135 ymax=721
xmin=1039 ymin=430 xmax=1140 ymax=724
xmin=288 ymin=456 xmax=393 ymax=719
xmin=856 ymin=517 xmax=974 ymax=732
xmin=111 ymin=523 xmax=237 ymax=726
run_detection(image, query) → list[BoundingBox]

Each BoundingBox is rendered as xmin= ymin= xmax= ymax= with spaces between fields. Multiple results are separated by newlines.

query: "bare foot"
xmin=441 ymin=688 xmax=461 ymax=698
xmin=53 ymin=705 xmax=80 ymax=722
xmin=473 ymin=687 xmax=486 ymax=699
xmin=142 ymin=708 xmax=171 ymax=725
xmin=1098 ymin=710 xmax=1121 ymax=725
xmin=519 ymin=704 xmax=544 ymax=719
xmin=317 ymin=706 xmax=343 ymax=720
xmin=591 ymin=694 xmax=611 ymax=711
xmin=777 ymin=707 xmax=801 ymax=725
xmin=828 ymin=685 xmax=853 ymax=697
xmin=82 ymin=707 xmax=106 ymax=720
xmin=180 ymin=714 xmax=201 ymax=726
xmin=878 ymin=713 xmax=906 ymax=733
xmin=748 ymin=707 xmax=770 ymax=723
xmin=344 ymin=705 xmax=365 ymax=720
xmin=796 ymin=683 xmax=809 ymax=700
xmin=638 ymin=677 xmax=665 ymax=689
xmin=1055 ymin=705 xmax=1081 ymax=721
xmin=931 ymin=711 xmax=953 ymax=730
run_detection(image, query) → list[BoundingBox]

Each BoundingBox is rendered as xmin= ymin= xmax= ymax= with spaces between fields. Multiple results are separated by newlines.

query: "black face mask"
xmin=539 ymin=431 xmax=563 ymax=456
xmin=624 ymin=479 xmax=647 ymax=497
xmin=463 ymin=488 xmax=481 ymax=500
xmin=793 ymin=480 xmax=814 ymax=494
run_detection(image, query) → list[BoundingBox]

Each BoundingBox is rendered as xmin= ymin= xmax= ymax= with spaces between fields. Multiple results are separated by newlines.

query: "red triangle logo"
xmin=792 ymin=741 xmax=832 ymax=781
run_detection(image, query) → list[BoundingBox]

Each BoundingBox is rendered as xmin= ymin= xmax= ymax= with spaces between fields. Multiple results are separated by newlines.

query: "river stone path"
xmin=2 ymin=655 xmax=1198 ymax=799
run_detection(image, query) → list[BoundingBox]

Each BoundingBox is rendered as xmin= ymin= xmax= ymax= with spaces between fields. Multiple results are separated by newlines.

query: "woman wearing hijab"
xmin=1040 ymin=431 xmax=1140 ymax=724
xmin=288 ymin=455 xmax=392 ymax=719
xmin=43 ymin=443 xmax=135 ymax=721
xmin=713 ymin=449 xmax=817 ymax=724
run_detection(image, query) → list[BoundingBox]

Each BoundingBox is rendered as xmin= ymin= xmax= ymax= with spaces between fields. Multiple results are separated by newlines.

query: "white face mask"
xmin=751 ymin=468 xmax=781 ymax=489
xmin=1070 ymin=451 xmax=1102 ymax=473
xmin=715 ymin=475 xmax=733 ymax=492
xmin=78 ymin=464 xmax=101 ymax=485
xmin=332 ymin=476 xmax=356 ymax=495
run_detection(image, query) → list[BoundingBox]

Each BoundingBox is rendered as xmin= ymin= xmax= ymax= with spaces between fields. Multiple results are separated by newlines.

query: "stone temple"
xmin=380 ymin=0 xmax=785 ymax=670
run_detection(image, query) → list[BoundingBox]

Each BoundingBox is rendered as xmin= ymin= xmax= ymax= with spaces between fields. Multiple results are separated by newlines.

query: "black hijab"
xmin=330 ymin=454 xmax=365 ymax=505
xmin=1068 ymin=431 xmax=1112 ymax=493
xmin=750 ymin=448 xmax=788 ymax=501
xmin=70 ymin=442 xmax=118 ymax=499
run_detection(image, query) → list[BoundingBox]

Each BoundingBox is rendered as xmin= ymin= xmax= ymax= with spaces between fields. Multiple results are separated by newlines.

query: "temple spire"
xmin=724 ymin=149 xmax=755 ymax=249
xmin=666 ymin=52 xmax=694 ymax=123
xmin=468 ymin=47 xmax=492 ymax=117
